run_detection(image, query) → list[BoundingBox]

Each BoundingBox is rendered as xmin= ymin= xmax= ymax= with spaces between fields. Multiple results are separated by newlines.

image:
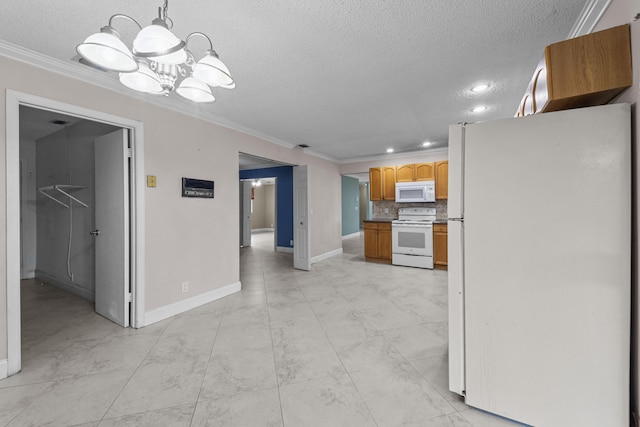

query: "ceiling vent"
xmin=49 ymin=119 xmax=69 ymax=126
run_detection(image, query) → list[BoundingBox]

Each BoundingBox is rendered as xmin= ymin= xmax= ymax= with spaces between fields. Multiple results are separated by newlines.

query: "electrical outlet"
xmin=290 ymin=240 xmax=294 ymax=246
xmin=181 ymin=282 xmax=189 ymax=293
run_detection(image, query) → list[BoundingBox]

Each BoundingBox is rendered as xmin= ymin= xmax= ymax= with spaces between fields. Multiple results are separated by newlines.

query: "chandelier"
xmin=76 ymin=0 xmax=234 ymax=103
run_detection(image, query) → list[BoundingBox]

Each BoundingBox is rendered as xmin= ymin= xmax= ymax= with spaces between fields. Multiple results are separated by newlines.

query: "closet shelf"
xmin=38 ymin=185 xmax=89 ymax=209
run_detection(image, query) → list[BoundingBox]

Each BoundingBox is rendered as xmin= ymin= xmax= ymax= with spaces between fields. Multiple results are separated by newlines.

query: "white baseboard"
xmin=342 ymin=231 xmax=361 ymax=240
xmin=276 ymin=246 xmax=294 ymax=253
xmin=143 ymin=281 xmax=241 ymax=326
xmin=311 ymin=248 xmax=343 ymax=264
xmin=252 ymin=228 xmax=275 ymax=232
xmin=36 ymin=270 xmax=94 ymax=302
xmin=0 ymin=359 xmax=7 ymax=380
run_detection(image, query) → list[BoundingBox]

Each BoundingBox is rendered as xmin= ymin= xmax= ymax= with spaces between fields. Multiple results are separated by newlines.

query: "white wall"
xmin=264 ymin=184 xmax=275 ymax=228
xmin=19 ymin=138 xmax=36 ymax=279
xmin=0 ymin=53 xmax=344 ymax=362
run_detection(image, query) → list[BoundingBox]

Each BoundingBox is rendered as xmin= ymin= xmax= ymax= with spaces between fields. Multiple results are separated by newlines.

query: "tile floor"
xmin=0 ymin=230 xmax=524 ymax=426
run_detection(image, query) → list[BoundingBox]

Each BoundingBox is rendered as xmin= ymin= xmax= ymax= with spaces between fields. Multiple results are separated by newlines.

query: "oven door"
xmin=392 ymin=223 xmax=433 ymax=256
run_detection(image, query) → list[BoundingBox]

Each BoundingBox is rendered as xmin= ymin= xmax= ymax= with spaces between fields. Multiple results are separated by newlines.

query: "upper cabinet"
xmin=382 ymin=166 xmax=396 ymax=200
xmin=396 ymin=163 xmax=435 ymax=182
xmin=435 ymin=161 xmax=448 ymax=200
xmin=369 ymin=166 xmax=396 ymax=201
xmin=517 ymin=24 xmax=632 ymax=116
xmin=370 ymin=167 xmax=382 ymax=201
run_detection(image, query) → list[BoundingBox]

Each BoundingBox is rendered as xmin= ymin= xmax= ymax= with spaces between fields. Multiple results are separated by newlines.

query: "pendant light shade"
xmin=76 ymin=1 xmax=234 ymax=103
xmin=76 ymin=29 xmax=138 ymax=72
xmin=133 ymin=22 xmax=187 ymax=65
xmin=176 ymin=77 xmax=215 ymax=103
xmin=192 ymin=50 xmax=235 ymax=88
xmin=119 ymin=62 xmax=164 ymax=94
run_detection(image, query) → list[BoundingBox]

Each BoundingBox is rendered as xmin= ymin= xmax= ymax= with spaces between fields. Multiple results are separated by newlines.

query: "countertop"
xmin=365 ymin=218 xmax=448 ymax=224
xmin=363 ymin=218 xmax=395 ymax=223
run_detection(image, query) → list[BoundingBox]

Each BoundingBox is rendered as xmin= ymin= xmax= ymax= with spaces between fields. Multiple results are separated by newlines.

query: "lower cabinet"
xmin=364 ymin=221 xmax=392 ymax=263
xmin=433 ymin=223 xmax=448 ymax=270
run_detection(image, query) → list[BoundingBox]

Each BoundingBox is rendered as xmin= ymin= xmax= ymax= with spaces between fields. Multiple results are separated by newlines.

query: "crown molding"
xmin=567 ymin=0 xmax=612 ymax=39
xmin=338 ymin=147 xmax=449 ymax=164
xmin=0 ymin=39 xmax=302 ymax=151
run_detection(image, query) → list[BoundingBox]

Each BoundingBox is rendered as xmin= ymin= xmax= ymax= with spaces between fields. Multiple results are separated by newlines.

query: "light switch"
xmin=147 ymin=175 xmax=157 ymax=187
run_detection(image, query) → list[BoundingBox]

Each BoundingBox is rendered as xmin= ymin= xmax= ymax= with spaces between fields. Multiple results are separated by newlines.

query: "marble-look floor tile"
xmin=410 ymin=354 xmax=461 ymax=401
xmin=268 ymin=301 xmax=317 ymax=321
xmin=421 ymin=412 xmax=473 ymax=426
xmin=191 ymin=388 xmax=283 ymax=427
xmin=162 ymin=310 xmax=222 ymax=337
xmin=199 ymin=346 xmax=277 ymax=400
xmin=350 ymin=362 xmax=455 ymax=427
xmin=359 ymin=302 xmax=425 ymax=331
xmin=280 ymin=374 xmax=377 ymax=427
xmin=383 ymin=322 xmax=448 ymax=360
xmin=220 ymin=303 xmax=270 ymax=328
xmin=0 ymin=382 xmax=53 ymax=425
xmin=98 ymin=405 xmax=194 ymax=426
xmin=106 ymin=334 xmax=212 ymax=417
xmin=272 ymin=334 xmax=345 ymax=385
xmin=7 ymin=370 xmax=132 ymax=427
xmin=337 ymin=334 xmax=407 ymax=373
xmin=267 ymin=288 xmax=307 ymax=305
xmin=460 ymin=407 xmax=530 ymax=426
xmin=212 ymin=317 xmax=273 ymax=354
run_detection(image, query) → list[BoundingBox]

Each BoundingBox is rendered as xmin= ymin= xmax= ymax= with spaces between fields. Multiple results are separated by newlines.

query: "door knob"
xmin=89 ymin=229 xmax=100 ymax=236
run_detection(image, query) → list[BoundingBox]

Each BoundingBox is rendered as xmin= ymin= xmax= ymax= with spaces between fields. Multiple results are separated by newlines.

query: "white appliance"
xmin=448 ymin=103 xmax=631 ymax=426
xmin=392 ymin=207 xmax=436 ymax=269
xmin=395 ymin=181 xmax=435 ymax=203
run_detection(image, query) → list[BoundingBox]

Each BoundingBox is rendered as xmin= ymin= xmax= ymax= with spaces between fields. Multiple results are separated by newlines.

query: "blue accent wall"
xmin=342 ymin=176 xmax=360 ymax=236
xmin=240 ymin=166 xmax=293 ymax=248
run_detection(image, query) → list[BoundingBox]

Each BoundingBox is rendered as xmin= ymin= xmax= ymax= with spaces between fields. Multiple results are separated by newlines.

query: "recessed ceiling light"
xmin=386 ymin=148 xmax=394 ymax=153
xmin=471 ymin=84 xmax=490 ymax=93
xmin=472 ymin=105 xmax=488 ymax=113
xmin=422 ymin=141 xmax=432 ymax=147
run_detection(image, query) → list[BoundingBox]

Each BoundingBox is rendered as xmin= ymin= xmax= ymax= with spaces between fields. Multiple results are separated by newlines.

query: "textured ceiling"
xmin=0 ymin=1 xmax=588 ymax=162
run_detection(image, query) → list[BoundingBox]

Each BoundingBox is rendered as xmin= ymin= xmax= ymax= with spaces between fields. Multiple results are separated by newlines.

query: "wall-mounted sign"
xmin=182 ymin=178 xmax=214 ymax=198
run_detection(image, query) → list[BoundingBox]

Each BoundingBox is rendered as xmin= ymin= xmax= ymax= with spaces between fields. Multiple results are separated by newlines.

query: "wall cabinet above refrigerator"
xmin=517 ymin=24 xmax=632 ymax=116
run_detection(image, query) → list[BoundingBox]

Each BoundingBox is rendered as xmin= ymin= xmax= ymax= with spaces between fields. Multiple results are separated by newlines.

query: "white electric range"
xmin=391 ymin=207 xmax=437 ymax=269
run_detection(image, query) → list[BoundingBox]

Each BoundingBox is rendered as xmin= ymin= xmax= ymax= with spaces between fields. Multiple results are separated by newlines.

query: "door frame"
xmin=6 ymin=90 xmax=146 ymax=376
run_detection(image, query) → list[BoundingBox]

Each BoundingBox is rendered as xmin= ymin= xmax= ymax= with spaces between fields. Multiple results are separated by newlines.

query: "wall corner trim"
xmin=342 ymin=232 xmax=361 ymax=240
xmin=0 ymin=359 xmax=7 ymax=380
xmin=311 ymin=248 xmax=343 ymax=264
xmin=143 ymin=282 xmax=240 ymax=326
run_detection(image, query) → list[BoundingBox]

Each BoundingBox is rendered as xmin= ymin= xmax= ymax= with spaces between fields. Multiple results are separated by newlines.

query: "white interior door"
xmin=240 ymin=180 xmax=252 ymax=247
xmin=94 ymin=129 xmax=130 ymax=327
xmin=293 ymin=165 xmax=310 ymax=270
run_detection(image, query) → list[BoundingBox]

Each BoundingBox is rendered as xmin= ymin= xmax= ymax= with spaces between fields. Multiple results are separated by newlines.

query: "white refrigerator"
xmin=448 ymin=103 xmax=631 ymax=426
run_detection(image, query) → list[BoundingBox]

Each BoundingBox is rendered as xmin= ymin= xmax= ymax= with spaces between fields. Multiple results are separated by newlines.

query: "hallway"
xmin=0 ymin=231 xmax=520 ymax=426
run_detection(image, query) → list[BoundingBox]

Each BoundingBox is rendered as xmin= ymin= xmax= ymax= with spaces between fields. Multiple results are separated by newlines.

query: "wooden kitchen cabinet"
xmin=382 ymin=166 xmax=396 ymax=200
xmin=435 ymin=160 xmax=448 ymax=200
xmin=517 ymin=24 xmax=632 ymax=116
xmin=364 ymin=221 xmax=392 ymax=263
xmin=396 ymin=163 xmax=434 ymax=182
xmin=369 ymin=167 xmax=395 ymax=201
xmin=369 ymin=167 xmax=382 ymax=201
xmin=433 ymin=223 xmax=447 ymax=270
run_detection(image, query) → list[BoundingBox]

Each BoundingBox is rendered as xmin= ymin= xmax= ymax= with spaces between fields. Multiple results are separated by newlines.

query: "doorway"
xmin=6 ymin=90 xmax=146 ymax=377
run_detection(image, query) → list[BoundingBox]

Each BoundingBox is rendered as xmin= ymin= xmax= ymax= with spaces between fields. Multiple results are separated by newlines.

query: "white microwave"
xmin=395 ymin=181 xmax=435 ymax=203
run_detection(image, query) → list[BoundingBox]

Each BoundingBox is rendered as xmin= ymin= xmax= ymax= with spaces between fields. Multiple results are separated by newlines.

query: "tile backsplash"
xmin=372 ymin=199 xmax=448 ymax=220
